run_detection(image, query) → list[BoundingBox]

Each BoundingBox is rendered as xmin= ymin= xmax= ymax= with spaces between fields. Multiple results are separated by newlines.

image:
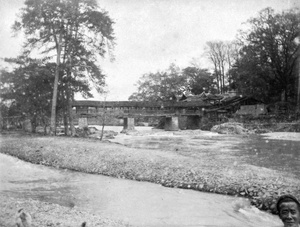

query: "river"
xmin=0 ymin=152 xmax=281 ymax=227
xmin=103 ymin=126 xmax=300 ymax=178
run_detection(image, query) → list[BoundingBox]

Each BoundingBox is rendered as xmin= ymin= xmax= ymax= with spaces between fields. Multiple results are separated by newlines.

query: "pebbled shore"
xmin=0 ymin=130 xmax=299 ymax=216
xmin=0 ymin=195 xmax=128 ymax=227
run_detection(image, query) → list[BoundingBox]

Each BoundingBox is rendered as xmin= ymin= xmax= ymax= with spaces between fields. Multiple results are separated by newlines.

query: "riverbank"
xmin=0 ymin=152 xmax=282 ymax=227
xmin=0 ymin=194 xmax=128 ymax=227
xmin=0 ymin=130 xmax=299 ymax=216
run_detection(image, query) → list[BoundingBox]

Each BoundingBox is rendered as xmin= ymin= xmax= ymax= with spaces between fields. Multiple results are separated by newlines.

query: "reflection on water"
xmin=234 ymin=135 xmax=300 ymax=178
xmin=0 ymin=153 xmax=281 ymax=227
xmin=109 ymin=126 xmax=300 ymax=178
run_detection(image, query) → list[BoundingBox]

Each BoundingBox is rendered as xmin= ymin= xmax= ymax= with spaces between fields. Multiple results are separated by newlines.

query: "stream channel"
xmin=0 ymin=152 xmax=281 ymax=227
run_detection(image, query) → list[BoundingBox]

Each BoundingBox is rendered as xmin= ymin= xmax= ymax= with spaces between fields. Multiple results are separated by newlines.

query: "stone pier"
xmin=123 ymin=117 xmax=135 ymax=131
xmin=164 ymin=117 xmax=179 ymax=131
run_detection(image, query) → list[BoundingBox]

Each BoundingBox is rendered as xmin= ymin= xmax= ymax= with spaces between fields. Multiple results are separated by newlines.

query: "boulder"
xmin=211 ymin=122 xmax=252 ymax=135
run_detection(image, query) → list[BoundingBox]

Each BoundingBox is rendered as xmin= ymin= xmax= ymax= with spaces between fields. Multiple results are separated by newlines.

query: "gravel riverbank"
xmin=0 ymin=195 xmax=128 ymax=227
xmin=0 ymin=130 xmax=299 ymax=217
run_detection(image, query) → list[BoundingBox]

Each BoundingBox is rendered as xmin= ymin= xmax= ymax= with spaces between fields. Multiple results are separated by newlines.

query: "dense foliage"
xmin=0 ymin=58 xmax=55 ymax=132
xmin=1 ymin=0 xmax=115 ymax=134
xmin=231 ymin=8 xmax=300 ymax=103
xmin=130 ymin=8 xmax=299 ymax=105
xmin=129 ymin=64 xmax=215 ymax=101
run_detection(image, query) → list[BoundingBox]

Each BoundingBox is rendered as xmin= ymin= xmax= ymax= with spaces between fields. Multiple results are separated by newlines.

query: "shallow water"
xmin=0 ymin=153 xmax=281 ymax=227
xmin=235 ymin=135 xmax=300 ymax=178
xmin=105 ymin=126 xmax=300 ymax=178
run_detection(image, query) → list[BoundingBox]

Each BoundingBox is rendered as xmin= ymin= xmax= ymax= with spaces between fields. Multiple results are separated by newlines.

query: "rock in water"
xmin=211 ymin=122 xmax=252 ymax=135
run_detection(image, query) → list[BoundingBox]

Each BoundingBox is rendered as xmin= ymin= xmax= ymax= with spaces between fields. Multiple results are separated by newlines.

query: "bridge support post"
xmin=165 ymin=117 xmax=179 ymax=131
xmin=122 ymin=117 xmax=135 ymax=131
xmin=186 ymin=116 xmax=201 ymax=129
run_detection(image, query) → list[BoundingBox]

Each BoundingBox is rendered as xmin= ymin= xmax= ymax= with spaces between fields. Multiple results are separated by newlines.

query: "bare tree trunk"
xmin=215 ymin=72 xmax=219 ymax=93
xmin=100 ymin=105 xmax=106 ymax=141
xmin=218 ymin=65 xmax=223 ymax=94
xmin=31 ymin=115 xmax=37 ymax=133
xmin=65 ymin=5 xmax=79 ymax=137
xmin=221 ymin=65 xmax=225 ymax=93
xmin=63 ymin=110 xmax=69 ymax=135
xmin=65 ymin=56 xmax=76 ymax=136
xmin=297 ymin=46 xmax=300 ymax=113
xmin=67 ymin=88 xmax=76 ymax=136
xmin=100 ymin=117 xmax=105 ymax=141
xmin=60 ymin=88 xmax=69 ymax=135
xmin=227 ymin=51 xmax=232 ymax=90
xmin=214 ymin=63 xmax=220 ymax=94
xmin=50 ymin=33 xmax=63 ymax=136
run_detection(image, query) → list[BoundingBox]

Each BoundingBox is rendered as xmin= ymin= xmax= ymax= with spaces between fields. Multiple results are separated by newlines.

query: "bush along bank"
xmin=0 ymin=133 xmax=299 ymax=215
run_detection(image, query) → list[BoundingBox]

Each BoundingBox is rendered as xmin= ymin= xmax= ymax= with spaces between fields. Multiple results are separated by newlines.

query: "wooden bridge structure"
xmin=72 ymin=100 xmax=212 ymax=131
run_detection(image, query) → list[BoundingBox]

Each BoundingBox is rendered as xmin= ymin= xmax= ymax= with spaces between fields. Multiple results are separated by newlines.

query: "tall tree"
xmin=205 ymin=41 xmax=221 ymax=93
xmin=182 ymin=67 xmax=215 ymax=94
xmin=13 ymin=0 xmax=115 ymax=135
xmin=229 ymin=45 xmax=273 ymax=101
xmin=233 ymin=8 xmax=300 ymax=103
xmin=224 ymin=41 xmax=242 ymax=89
xmin=129 ymin=64 xmax=217 ymax=101
xmin=205 ymin=41 xmax=239 ymax=93
xmin=129 ymin=64 xmax=188 ymax=101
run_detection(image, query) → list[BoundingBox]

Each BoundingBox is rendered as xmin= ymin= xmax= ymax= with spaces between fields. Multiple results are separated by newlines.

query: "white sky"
xmin=0 ymin=0 xmax=299 ymax=101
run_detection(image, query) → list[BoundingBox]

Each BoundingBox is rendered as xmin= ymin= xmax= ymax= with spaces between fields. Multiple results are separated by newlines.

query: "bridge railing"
xmin=73 ymin=106 xmax=205 ymax=117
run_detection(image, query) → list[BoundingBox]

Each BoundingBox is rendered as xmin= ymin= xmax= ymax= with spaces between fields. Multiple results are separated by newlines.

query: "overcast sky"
xmin=0 ymin=0 xmax=298 ymax=101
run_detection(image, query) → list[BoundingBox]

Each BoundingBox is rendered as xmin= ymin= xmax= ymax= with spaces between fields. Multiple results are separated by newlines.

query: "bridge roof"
xmin=72 ymin=100 xmax=211 ymax=108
